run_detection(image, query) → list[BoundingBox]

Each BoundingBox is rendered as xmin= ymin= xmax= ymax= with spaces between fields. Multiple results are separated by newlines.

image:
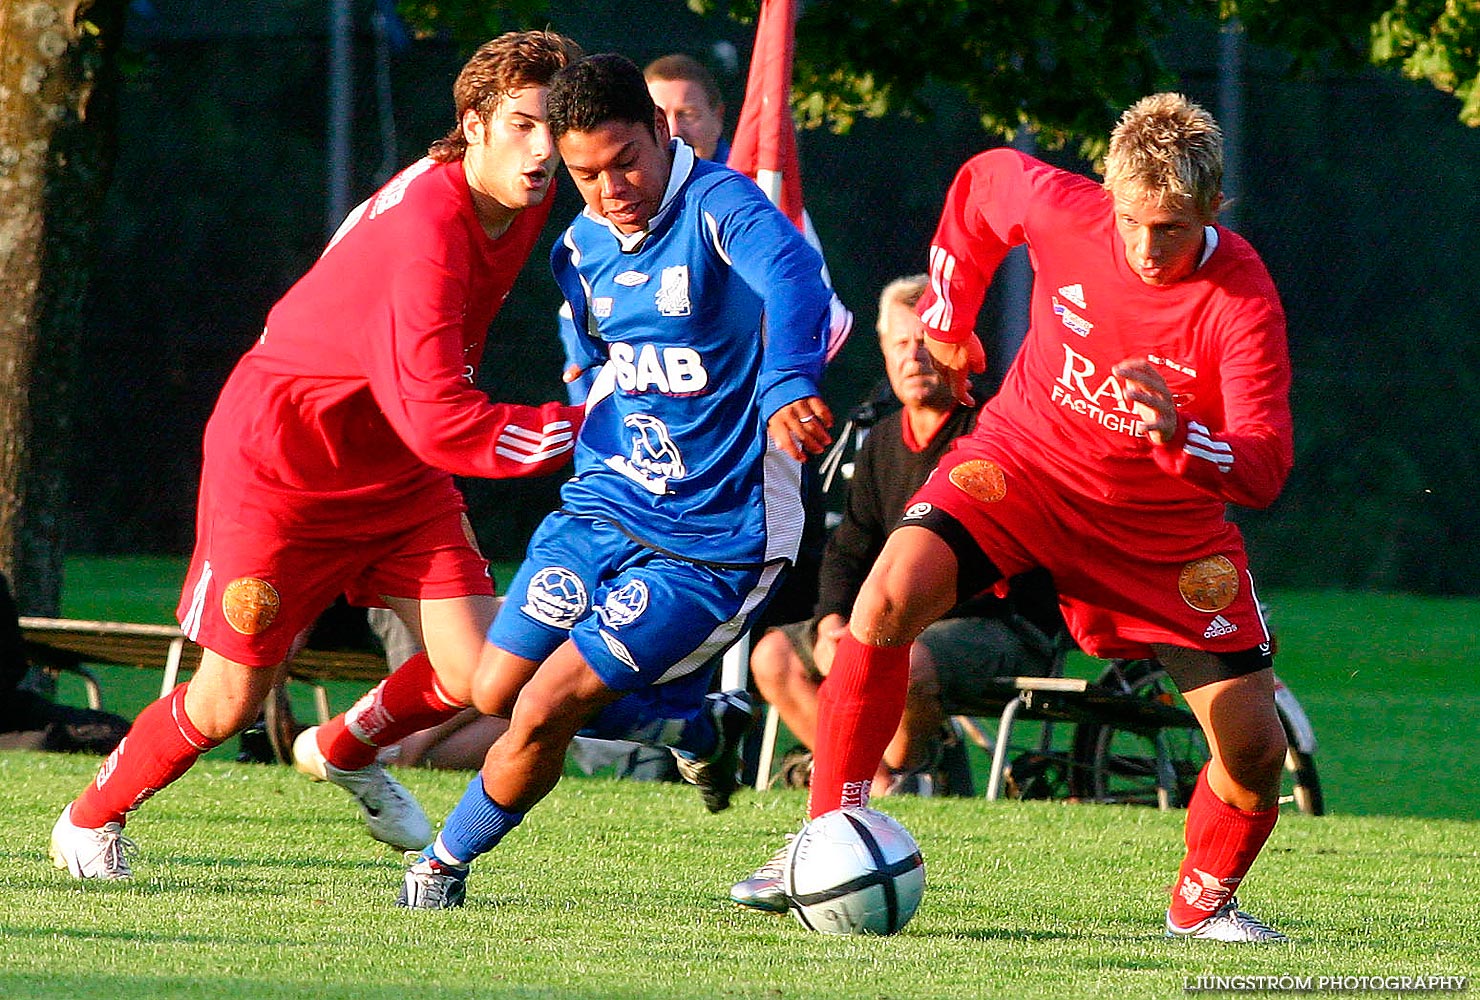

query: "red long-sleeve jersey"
xmin=919 ymin=148 xmax=1292 ymax=514
xmin=202 ymin=157 xmax=580 ymax=534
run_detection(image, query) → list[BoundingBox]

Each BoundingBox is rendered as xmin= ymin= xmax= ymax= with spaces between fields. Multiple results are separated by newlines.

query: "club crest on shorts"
xmin=523 ymin=566 xmax=588 ymax=628
xmin=948 ymin=459 xmax=1007 ymax=503
xmin=595 ymin=579 xmax=649 ymax=628
xmin=1178 ymin=555 xmax=1239 ymax=612
xmin=221 ymin=577 xmax=280 ymax=635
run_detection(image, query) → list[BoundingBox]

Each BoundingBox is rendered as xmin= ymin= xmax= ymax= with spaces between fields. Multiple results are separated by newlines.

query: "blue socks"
xmin=430 ymin=774 xmax=525 ymax=866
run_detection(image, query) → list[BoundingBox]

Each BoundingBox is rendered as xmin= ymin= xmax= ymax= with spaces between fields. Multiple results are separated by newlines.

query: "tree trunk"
xmin=0 ymin=0 xmax=125 ymax=613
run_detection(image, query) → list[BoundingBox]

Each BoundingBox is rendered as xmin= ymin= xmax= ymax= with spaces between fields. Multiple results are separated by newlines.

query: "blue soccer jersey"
xmin=550 ymin=143 xmax=831 ymax=567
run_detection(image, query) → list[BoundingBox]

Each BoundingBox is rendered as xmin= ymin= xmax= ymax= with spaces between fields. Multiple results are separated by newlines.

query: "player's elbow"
xmin=1238 ymin=461 xmax=1292 ymax=510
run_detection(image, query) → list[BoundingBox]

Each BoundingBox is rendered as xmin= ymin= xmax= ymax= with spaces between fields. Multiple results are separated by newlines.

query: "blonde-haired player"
xmin=736 ymin=93 xmax=1295 ymax=943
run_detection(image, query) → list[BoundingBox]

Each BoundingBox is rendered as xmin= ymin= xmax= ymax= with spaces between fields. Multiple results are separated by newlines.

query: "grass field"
xmin=4 ymin=757 xmax=1477 ymax=1000
xmin=3 ymin=558 xmax=1476 ymax=998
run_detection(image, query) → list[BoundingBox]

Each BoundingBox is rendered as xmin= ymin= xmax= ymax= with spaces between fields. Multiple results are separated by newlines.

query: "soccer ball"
xmin=782 ymin=807 xmax=925 ymax=935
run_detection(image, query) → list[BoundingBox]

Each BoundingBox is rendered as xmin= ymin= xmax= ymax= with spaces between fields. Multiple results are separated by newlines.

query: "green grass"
xmin=3 ymin=755 xmax=1477 ymax=1000
xmin=1256 ymin=591 xmax=1480 ymax=820
xmin=5 ymin=558 xmax=1478 ymax=997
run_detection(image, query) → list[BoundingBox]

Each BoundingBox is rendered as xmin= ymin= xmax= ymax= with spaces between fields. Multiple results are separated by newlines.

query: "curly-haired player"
xmin=50 ymin=31 xmax=586 ymax=880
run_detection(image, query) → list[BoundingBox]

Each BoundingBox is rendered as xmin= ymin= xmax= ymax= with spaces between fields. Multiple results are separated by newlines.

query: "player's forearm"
xmin=1149 ymin=420 xmax=1292 ymax=508
xmin=395 ymin=397 xmax=583 ymax=480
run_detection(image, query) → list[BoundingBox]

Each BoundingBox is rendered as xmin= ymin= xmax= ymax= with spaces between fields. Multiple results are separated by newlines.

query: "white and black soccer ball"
xmin=783 ymin=807 xmax=925 ymax=935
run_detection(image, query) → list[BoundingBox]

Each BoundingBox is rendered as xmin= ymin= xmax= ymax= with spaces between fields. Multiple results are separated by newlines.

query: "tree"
xmin=682 ymin=0 xmax=1478 ymax=154
xmin=1370 ymin=0 xmax=1480 ymax=125
xmin=0 ymin=0 xmax=126 ymax=612
xmin=401 ymin=1 xmax=1476 ymax=155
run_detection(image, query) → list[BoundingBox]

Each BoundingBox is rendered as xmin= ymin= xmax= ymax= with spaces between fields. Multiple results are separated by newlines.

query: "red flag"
xmin=727 ymin=0 xmax=805 ymax=229
xmin=728 ymin=0 xmax=853 ymax=359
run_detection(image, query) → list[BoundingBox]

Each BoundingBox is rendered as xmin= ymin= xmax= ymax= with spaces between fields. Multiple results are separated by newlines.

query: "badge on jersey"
xmin=604 ymin=414 xmax=686 ymax=495
xmin=595 ymin=580 xmax=650 ymax=628
xmin=655 ymin=265 xmax=692 ymax=317
xmin=522 ymin=566 xmax=589 ymax=628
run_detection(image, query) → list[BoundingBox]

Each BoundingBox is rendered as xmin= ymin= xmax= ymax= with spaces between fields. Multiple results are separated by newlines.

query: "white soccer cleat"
xmin=50 ymin=804 xmax=135 ymax=880
xmin=729 ymin=833 xmax=796 ymax=913
xmin=1166 ymin=897 xmax=1289 ymax=943
xmin=293 ymin=726 xmax=432 ymax=851
xmin=397 ymin=851 xmax=469 ymax=909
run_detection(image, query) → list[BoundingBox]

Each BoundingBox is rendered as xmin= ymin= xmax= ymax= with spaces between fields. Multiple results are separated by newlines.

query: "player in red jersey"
xmin=735 ymin=94 xmax=1295 ymax=943
xmin=49 ymin=30 xmax=586 ymax=880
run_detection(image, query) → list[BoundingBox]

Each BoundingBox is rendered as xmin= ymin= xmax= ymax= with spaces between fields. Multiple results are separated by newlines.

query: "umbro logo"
xmin=1057 ymin=283 xmax=1086 ymax=309
xmin=1203 ymin=615 xmax=1238 ymax=639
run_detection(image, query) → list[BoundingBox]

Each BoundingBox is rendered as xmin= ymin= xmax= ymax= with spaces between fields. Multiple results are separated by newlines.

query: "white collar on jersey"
xmin=591 ymin=138 xmax=696 ymax=253
xmin=1197 ymin=225 xmax=1219 ymax=269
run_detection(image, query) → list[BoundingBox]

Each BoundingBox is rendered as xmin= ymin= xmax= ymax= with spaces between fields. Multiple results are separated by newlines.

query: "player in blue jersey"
xmin=398 ymin=52 xmax=835 ymax=909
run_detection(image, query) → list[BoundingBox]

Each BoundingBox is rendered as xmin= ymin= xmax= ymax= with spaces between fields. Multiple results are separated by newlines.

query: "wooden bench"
xmin=18 ymin=616 xmax=388 ymax=723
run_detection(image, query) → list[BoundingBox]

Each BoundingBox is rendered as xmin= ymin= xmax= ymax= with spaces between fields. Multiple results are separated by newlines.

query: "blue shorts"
xmin=489 ymin=511 xmax=784 ymax=694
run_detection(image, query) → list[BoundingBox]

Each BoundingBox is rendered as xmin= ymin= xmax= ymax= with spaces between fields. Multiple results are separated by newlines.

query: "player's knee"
xmin=506 ymin=694 xmax=583 ymax=753
xmin=469 ymin=673 xmax=501 ymax=717
xmin=849 ymin=588 xmax=923 ymax=646
xmin=200 ymin=700 xmax=264 ymax=742
xmin=852 ymin=558 xmax=957 ymax=647
xmin=749 ymin=630 xmax=798 ymax=695
xmin=469 ymin=666 xmax=518 ymax=717
xmin=1217 ymin=722 xmax=1288 ymax=793
xmin=468 ymin=645 xmax=534 ymax=717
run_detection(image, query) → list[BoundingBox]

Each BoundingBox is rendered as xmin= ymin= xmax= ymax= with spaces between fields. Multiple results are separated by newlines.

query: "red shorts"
xmin=176 ymin=496 xmax=492 ymax=667
xmin=906 ymin=434 xmax=1271 ymax=660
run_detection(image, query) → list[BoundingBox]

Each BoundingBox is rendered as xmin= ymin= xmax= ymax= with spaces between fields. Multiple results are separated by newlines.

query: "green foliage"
xmin=1229 ymin=0 xmax=1389 ymax=67
xmin=1371 ymin=0 xmax=1480 ymax=125
xmin=690 ymin=0 xmax=1207 ymax=160
xmin=394 ymin=0 xmax=554 ymax=48
xmin=679 ymin=0 xmax=1478 ymax=153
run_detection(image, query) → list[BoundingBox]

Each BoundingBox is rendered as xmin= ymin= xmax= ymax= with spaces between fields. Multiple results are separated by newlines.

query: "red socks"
xmin=808 ymin=634 xmax=911 ymax=817
xmin=316 ymin=651 xmax=465 ymax=770
xmin=1167 ymin=764 xmax=1279 ymax=928
xmin=71 ymin=684 xmax=220 ymax=828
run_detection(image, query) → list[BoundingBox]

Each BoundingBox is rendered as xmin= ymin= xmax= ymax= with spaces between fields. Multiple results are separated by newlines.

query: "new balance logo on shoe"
xmin=1203 ymin=615 xmax=1238 ymax=639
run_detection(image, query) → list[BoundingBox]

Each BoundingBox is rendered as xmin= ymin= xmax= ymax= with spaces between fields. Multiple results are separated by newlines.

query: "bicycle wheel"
xmin=1069 ymin=659 xmax=1206 ymax=808
xmin=1279 ymin=740 xmax=1325 ymax=816
xmin=1072 ymin=660 xmax=1326 ymax=814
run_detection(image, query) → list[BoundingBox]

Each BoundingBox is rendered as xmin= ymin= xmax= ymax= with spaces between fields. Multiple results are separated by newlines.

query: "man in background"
xmin=643 ymin=52 xmax=729 ymax=163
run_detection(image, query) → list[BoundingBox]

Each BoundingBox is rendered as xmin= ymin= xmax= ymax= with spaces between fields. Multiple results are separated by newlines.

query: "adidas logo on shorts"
xmin=1203 ymin=615 xmax=1238 ymax=639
